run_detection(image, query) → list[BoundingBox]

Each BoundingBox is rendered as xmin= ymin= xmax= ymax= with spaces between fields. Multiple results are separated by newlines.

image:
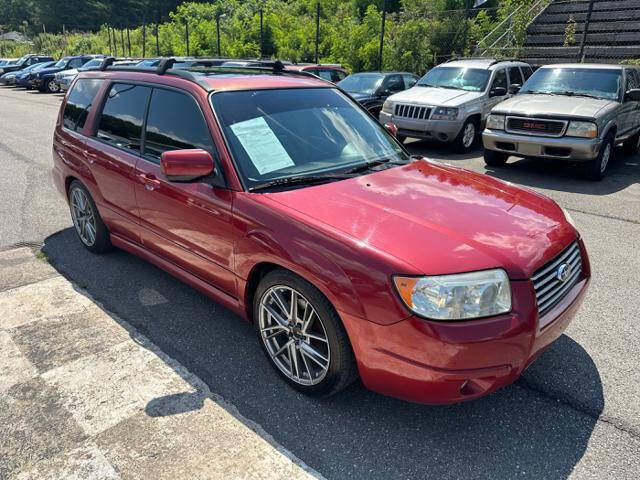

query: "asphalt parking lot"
xmin=1 ymin=85 xmax=639 ymax=479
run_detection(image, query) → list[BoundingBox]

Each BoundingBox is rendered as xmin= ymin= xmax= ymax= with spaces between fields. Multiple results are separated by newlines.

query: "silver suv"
xmin=378 ymin=58 xmax=533 ymax=151
xmin=482 ymin=64 xmax=640 ymax=180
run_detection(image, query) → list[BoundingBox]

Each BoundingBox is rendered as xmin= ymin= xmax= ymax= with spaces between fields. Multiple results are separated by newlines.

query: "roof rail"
xmin=444 ymin=56 xmax=495 ymax=63
xmin=99 ymin=57 xmax=116 ymax=71
xmin=489 ymin=58 xmax=522 ymax=66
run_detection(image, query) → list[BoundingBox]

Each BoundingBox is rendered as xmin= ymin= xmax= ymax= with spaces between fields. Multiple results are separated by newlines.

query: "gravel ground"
xmin=1 ymin=85 xmax=639 ymax=479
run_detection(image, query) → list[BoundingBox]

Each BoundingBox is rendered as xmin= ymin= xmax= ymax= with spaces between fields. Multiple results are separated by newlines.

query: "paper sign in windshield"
xmin=230 ymin=117 xmax=295 ymax=175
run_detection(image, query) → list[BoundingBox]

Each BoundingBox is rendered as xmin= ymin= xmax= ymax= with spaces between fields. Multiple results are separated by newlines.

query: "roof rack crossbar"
xmin=156 ymin=58 xmax=176 ymax=75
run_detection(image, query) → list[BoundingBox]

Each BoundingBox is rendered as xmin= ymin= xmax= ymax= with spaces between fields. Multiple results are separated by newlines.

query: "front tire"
xmin=483 ymin=148 xmax=509 ymax=167
xmin=455 ymin=118 xmax=478 ymax=152
xmin=254 ymin=269 xmax=358 ymax=397
xmin=44 ymin=79 xmax=60 ymax=93
xmin=586 ymin=134 xmax=614 ymax=181
xmin=68 ymin=180 xmax=112 ymax=253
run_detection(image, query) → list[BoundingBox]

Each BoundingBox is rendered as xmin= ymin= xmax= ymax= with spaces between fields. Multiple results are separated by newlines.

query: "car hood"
xmin=265 ymin=160 xmax=575 ymax=279
xmin=37 ymin=66 xmax=65 ymax=75
xmin=493 ymin=94 xmax=617 ymax=119
xmin=389 ymin=86 xmax=484 ymax=107
xmin=58 ymin=68 xmax=79 ymax=77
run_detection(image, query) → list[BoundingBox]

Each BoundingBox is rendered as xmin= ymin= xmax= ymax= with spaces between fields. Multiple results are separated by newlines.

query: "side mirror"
xmin=490 ymin=86 xmax=508 ymax=98
xmin=625 ymin=89 xmax=640 ymax=102
xmin=384 ymin=122 xmax=398 ymax=137
xmin=160 ymin=149 xmax=214 ymax=182
xmin=508 ymin=84 xmax=521 ymax=94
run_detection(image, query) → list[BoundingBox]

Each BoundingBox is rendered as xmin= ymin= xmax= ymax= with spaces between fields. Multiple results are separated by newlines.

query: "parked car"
xmin=0 ymin=58 xmax=17 ymax=67
xmin=15 ymin=61 xmax=56 ymax=89
xmin=30 ymin=55 xmax=100 ymax=93
xmin=286 ymin=63 xmax=348 ymax=82
xmin=338 ymin=71 xmax=418 ymax=117
xmin=379 ymin=58 xmax=533 ymax=150
xmin=52 ymin=63 xmax=590 ymax=404
xmin=0 ymin=61 xmax=48 ymax=85
xmin=483 ymin=63 xmax=640 ymax=181
xmin=0 ymin=54 xmax=54 ymax=75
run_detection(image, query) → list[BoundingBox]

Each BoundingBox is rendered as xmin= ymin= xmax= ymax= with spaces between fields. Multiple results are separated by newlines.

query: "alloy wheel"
xmin=70 ymin=187 xmax=97 ymax=246
xmin=48 ymin=80 xmax=59 ymax=93
xmin=258 ymin=285 xmax=330 ymax=386
xmin=462 ymin=122 xmax=476 ymax=148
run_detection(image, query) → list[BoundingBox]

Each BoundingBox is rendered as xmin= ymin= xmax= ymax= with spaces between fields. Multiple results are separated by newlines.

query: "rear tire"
xmin=254 ymin=269 xmax=358 ymax=397
xmin=44 ymin=79 xmax=59 ymax=93
xmin=483 ymin=148 xmax=509 ymax=167
xmin=68 ymin=180 xmax=112 ymax=253
xmin=455 ymin=118 xmax=478 ymax=152
xmin=586 ymin=134 xmax=614 ymax=181
xmin=622 ymin=130 xmax=640 ymax=155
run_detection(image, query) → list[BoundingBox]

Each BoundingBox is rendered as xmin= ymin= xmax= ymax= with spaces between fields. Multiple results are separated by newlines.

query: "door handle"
xmin=82 ymin=150 xmax=97 ymax=163
xmin=138 ymin=172 xmax=161 ymax=190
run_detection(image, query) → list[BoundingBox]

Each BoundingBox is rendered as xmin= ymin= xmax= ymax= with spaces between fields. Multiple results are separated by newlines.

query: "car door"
xmin=483 ymin=68 xmax=508 ymax=120
xmin=134 ymin=86 xmax=236 ymax=296
xmin=83 ymin=82 xmax=151 ymax=242
xmin=619 ymin=68 xmax=639 ymax=139
xmin=623 ymin=68 xmax=640 ymax=136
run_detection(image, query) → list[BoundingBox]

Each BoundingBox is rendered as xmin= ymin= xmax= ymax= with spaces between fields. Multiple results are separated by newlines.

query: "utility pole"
xmin=260 ymin=7 xmax=264 ymax=58
xmin=377 ymin=0 xmax=386 ymax=71
xmin=315 ymin=2 xmax=320 ymax=64
xmin=578 ymin=0 xmax=595 ymax=62
xmin=216 ymin=13 xmax=225 ymax=56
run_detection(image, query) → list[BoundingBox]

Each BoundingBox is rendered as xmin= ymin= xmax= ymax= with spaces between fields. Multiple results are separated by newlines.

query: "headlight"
xmin=561 ymin=207 xmax=577 ymax=229
xmin=486 ymin=114 xmax=506 ymax=130
xmin=431 ymin=106 xmax=459 ymax=121
xmin=393 ymin=269 xmax=512 ymax=320
xmin=382 ymin=99 xmax=393 ymax=114
xmin=565 ymin=121 xmax=597 ymax=138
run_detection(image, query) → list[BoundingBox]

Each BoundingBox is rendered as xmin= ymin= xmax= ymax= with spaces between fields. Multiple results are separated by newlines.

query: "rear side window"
xmin=626 ymin=69 xmax=640 ymax=90
xmin=63 ymin=78 xmax=104 ymax=132
xmin=143 ymin=88 xmax=214 ymax=160
xmin=96 ymin=83 xmax=151 ymax=153
xmin=330 ymin=70 xmax=347 ymax=82
xmin=508 ymin=67 xmax=524 ymax=86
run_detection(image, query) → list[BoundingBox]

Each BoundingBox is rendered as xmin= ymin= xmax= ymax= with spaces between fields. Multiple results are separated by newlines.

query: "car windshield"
xmin=212 ymin=87 xmax=408 ymax=188
xmin=54 ymin=58 xmax=69 ymax=68
xmin=521 ymin=67 xmax=622 ymax=100
xmin=137 ymin=59 xmax=159 ymax=67
xmin=16 ymin=55 xmax=31 ymax=66
xmin=338 ymin=73 xmax=384 ymax=94
xmin=417 ymin=66 xmax=491 ymax=92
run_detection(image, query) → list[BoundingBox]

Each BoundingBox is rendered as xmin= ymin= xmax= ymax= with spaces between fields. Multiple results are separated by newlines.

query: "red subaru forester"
xmin=52 ymin=58 xmax=590 ymax=404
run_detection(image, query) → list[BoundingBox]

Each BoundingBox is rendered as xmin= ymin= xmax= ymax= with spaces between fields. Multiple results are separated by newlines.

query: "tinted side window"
xmin=508 ymin=67 xmax=524 ymax=86
xmin=625 ymin=69 xmax=640 ymax=90
xmin=68 ymin=58 xmax=84 ymax=69
xmin=384 ymin=74 xmax=404 ymax=93
xmin=490 ymin=69 xmax=507 ymax=91
xmin=96 ymin=83 xmax=151 ymax=153
xmin=143 ymin=88 xmax=214 ymax=161
xmin=522 ymin=65 xmax=534 ymax=80
xmin=330 ymin=70 xmax=347 ymax=82
xmin=63 ymin=78 xmax=104 ymax=131
xmin=403 ymin=74 xmax=417 ymax=89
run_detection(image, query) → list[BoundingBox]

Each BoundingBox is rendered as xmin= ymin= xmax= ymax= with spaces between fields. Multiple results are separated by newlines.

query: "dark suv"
xmin=0 ymin=54 xmax=54 ymax=75
xmin=30 ymin=55 xmax=99 ymax=92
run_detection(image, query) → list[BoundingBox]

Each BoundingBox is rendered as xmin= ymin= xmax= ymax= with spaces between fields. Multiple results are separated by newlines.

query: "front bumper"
xmin=379 ymin=111 xmax=464 ymax=143
xmin=483 ymin=129 xmax=602 ymax=161
xmin=340 ymin=250 xmax=590 ymax=404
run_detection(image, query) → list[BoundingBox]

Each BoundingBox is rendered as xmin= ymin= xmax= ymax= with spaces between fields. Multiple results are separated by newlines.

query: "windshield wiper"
xmin=560 ymin=91 xmax=602 ymax=100
xmin=248 ymin=173 xmax=353 ymax=192
xmin=345 ymin=157 xmax=406 ymax=174
xmin=417 ymin=83 xmax=435 ymax=87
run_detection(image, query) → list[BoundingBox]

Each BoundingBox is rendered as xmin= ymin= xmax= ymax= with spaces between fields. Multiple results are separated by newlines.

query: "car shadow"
xmin=406 ymin=139 xmax=640 ymax=195
xmin=42 ymin=228 xmax=604 ymax=479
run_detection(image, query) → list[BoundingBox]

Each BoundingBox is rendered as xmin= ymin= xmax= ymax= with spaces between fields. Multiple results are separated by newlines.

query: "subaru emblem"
xmin=556 ymin=263 xmax=573 ymax=283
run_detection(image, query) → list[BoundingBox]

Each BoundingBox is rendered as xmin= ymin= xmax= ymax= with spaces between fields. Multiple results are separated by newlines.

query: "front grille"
xmin=394 ymin=104 xmax=431 ymax=120
xmin=506 ymin=117 xmax=566 ymax=136
xmin=531 ymin=241 xmax=582 ymax=317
